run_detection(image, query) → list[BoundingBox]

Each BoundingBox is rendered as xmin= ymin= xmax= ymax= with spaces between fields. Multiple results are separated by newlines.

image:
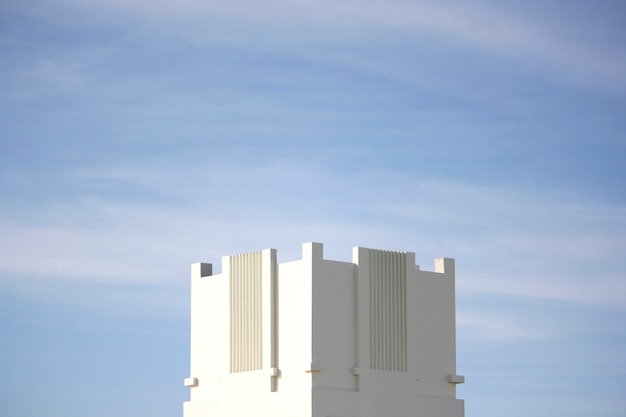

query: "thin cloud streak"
xmin=58 ymin=0 xmax=626 ymax=90
xmin=1 ymin=159 xmax=624 ymax=311
xmin=457 ymin=311 xmax=546 ymax=341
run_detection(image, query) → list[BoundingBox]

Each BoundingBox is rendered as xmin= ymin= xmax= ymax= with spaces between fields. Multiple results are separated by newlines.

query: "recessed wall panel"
xmin=369 ymin=249 xmax=407 ymax=371
xmin=230 ymin=251 xmax=263 ymax=373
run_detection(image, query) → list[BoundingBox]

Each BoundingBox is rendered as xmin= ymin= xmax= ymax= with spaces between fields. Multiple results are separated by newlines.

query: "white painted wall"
xmin=184 ymin=243 xmax=464 ymax=417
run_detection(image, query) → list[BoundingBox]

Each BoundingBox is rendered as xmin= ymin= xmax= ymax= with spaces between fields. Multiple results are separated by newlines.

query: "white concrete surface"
xmin=184 ymin=242 xmax=464 ymax=417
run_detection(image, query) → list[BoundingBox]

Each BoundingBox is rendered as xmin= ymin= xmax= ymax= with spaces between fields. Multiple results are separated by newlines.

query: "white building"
xmin=184 ymin=242 xmax=464 ymax=417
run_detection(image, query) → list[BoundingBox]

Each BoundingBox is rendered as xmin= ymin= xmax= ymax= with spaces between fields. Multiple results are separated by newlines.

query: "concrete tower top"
xmin=184 ymin=242 xmax=464 ymax=417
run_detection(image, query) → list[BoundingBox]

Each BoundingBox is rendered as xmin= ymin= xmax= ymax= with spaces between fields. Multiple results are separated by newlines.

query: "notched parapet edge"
xmin=191 ymin=262 xmax=213 ymax=278
xmin=434 ymin=257 xmax=455 ymax=275
xmin=192 ymin=244 xmax=454 ymax=275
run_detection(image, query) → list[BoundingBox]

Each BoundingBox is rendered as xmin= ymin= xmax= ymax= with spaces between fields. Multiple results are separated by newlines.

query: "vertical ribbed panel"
xmin=369 ymin=249 xmax=407 ymax=371
xmin=230 ymin=251 xmax=263 ymax=373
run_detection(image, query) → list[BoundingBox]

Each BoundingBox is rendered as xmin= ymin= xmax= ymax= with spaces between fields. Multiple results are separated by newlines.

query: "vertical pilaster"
xmin=435 ymin=258 xmax=457 ymax=381
xmin=405 ymin=252 xmax=418 ymax=378
xmin=353 ymin=247 xmax=371 ymax=392
xmin=261 ymin=248 xmax=278 ymax=390
xmin=304 ymin=241 xmax=322 ymax=371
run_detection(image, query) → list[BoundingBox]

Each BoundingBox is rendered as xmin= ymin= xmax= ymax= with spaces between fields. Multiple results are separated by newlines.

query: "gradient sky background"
xmin=1 ymin=1 xmax=625 ymax=416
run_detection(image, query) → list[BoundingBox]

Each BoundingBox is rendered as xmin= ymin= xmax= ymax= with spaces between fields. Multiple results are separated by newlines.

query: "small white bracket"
xmin=447 ymin=375 xmax=465 ymax=384
xmin=305 ymin=361 xmax=323 ymax=373
xmin=268 ymin=367 xmax=280 ymax=377
xmin=184 ymin=377 xmax=198 ymax=387
xmin=352 ymin=366 xmax=360 ymax=376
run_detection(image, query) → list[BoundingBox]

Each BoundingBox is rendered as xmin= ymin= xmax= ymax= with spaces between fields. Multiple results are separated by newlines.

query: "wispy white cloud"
xmin=2 ymin=158 xmax=624 ymax=311
xmin=54 ymin=0 xmax=626 ymax=90
xmin=377 ymin=179 xmax=626 ymax=309
xmin=6 ymin=57 xmax=92 ymax=101
xmin=457 ymin=311 xmax=546 ymax=341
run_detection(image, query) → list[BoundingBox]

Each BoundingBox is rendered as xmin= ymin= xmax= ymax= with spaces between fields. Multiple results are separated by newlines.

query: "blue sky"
xmin=1 ymin=0 xmax=625 ymax=416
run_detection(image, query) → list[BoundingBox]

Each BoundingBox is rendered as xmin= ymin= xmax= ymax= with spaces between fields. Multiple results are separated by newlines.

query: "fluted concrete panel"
xmin=230 ymin=251 xmax=263 ymax=373
xmin=369 ymin=249 xmax=407 ymax=371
